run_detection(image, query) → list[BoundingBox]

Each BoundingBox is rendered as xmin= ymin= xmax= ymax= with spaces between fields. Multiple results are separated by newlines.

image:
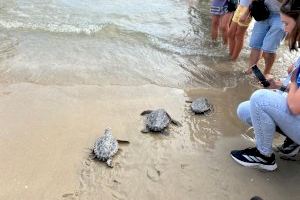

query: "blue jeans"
xmin=249 ymin=13 xmax=285 ymax=53
xmin=237 ymin=89 xmax=300 ymax=156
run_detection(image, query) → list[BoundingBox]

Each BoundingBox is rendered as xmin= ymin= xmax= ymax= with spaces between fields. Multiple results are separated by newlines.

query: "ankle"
xmin=257 ymin=148 xmax=272 ymax=157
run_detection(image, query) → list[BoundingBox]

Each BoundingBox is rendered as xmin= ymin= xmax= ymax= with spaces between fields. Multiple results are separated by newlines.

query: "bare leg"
xmin=262 ymin=52 xmax=276 ymax=75
xmin=211 ymin=15 xmax=220 ymax=41
xmin=245 ymin=48 xmax=262 ymax=74
xmin=228 ymin=22 xmax=238 ymax=56
xmin=231 ymin=25 xmax=248 ymax=60
xmin=219 ymin=12 xmax=233 ymax=45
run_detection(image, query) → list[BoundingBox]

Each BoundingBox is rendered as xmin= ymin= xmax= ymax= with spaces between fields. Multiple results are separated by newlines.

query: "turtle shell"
xmin=93 ymin=129 xmax=118 ymax=161
xmin=191 ymin=97 xmax=211 ymax=114
xmin=145 ymin=109 xmax=171 ymax=132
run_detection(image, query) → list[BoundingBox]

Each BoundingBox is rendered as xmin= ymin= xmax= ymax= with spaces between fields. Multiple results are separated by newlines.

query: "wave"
xmin=0 ymin=33 xmax=17 ymax=60
xmin=148 ymin=35 xmax=227 ymax=57
xmin=0 ymin=19 xmax=230 ymax=63
xmin=0 ymin=19 xmax=108 ymax=35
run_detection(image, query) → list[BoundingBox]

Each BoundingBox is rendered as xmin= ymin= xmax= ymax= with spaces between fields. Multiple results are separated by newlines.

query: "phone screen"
xmin=251 ymin=65 xmax=270 ymax=88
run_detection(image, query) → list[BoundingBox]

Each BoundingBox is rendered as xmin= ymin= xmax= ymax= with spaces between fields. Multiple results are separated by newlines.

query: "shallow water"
xmin=1 ymin=0 xmax=300 ymax=200
xmin=0 ymin=0 xmax=274 ymax=87
xmin=0 ymin=0 xmax=297 ymax=86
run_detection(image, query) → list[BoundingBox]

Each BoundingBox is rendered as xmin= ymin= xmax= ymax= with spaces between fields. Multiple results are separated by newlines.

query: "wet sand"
xmin=1 ymin=82 xmax=300 ymax=200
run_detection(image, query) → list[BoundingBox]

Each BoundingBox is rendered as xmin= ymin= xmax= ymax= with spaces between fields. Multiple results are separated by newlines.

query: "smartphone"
xmin=251 ymin=65 xmax=270 ymax=88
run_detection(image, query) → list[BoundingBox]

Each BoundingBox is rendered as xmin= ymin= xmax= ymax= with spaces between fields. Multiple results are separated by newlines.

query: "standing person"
xmin=210 ymin=0 xmax=234 ymax=45
xmin=245 ymin=0 xmax=285 ymax=75
xmin=228 ymin=0 xmax=252 ymax=60
xmin=230 ymin=0 xmax=300 ymax=171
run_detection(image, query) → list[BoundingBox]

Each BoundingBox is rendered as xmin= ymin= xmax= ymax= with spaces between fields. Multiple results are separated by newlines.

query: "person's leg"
xmin=219 ymin=12 xmax=233 ymax=45
xmin=245 ymin=21 xmax=269 ymax=73
xmin=230 ymin=90 xmax=284 ymax=171
xmin=244 ymin=49 xmax=262 ymax=74
xmin=261 ymin=14 xmax=285 ymax=74
xmin=228 ymin=6 xmax=240 ymax=56
xmin=249 ymin=90 xmax=277 ymax=156
xmin=237 ymin=94 xmax=300 ymax=157
xmin=262 ymin=52 xmax=276 ymax=75
xmin=231 ymin=25 xmax=248 ymax=60
xmin=211 ymin=15 xmax=221 ymax=41
xmin=249 ymin=89 xmax=300 ymax=156
xmin=228 ymin=22 xmax=238 ymax=56
xmin=237 ymin=101 xmax=252 ymax=126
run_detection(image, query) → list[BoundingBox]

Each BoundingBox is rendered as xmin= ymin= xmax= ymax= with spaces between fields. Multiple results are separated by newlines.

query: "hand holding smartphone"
xmin=251 ymin=65 xmax=270 ymax=88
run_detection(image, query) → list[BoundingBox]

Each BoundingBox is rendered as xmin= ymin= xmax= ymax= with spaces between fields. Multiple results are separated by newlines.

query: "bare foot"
xmin=243 ymin=67 xmax=252 ymax=75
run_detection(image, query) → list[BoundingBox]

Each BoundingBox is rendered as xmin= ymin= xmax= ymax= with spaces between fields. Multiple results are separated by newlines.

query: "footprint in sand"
xmin=146 ymin=168 xmax=161 ymax=182
xmin=61 ymin=192 xmax=79 ymax=200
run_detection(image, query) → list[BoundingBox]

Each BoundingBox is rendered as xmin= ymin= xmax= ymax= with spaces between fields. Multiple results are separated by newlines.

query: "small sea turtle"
xmin=186 ymin=97 xmax=213 ymax=114
xmin=140 ymin=109 xmax=181 ymax=133
xmin=90 ymin=129 xmax=128 ymax=168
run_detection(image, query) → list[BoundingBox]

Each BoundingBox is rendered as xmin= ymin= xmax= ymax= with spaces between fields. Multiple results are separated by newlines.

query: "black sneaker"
xmin=230 ymin=147 xmax=277 ymax=171
xmin=277 ymin=137 xmax=300 ymax=157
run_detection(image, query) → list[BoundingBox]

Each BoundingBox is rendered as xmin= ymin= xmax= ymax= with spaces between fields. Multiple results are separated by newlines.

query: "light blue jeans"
xmin=237 ymin=89 xmax=300 ymax=156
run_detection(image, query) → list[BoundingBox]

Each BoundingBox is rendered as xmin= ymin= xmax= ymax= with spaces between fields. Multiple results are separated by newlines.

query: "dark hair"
xmin=250 ymin=196 xmax=263 ymax=200
xmin=281 ymin=0 xmax=300 ymax=51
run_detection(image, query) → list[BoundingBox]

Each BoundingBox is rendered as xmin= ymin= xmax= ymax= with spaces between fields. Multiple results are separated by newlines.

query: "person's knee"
xmin=250 ymin=89 xmax=269 ymax=106
xmin=237 ymin=101 xmax=251 ymax=124
xmin=235 ymin=27 xmax=247 ymax=39
xmin=228 ymin=27 xmax=236 ymax=39
xmin=219 ymin=24 xmax=227 ymax=33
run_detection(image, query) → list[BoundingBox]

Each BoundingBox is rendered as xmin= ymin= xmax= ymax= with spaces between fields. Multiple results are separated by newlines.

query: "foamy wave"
xmin=148 ymin=35 xmax=225 ymax=57
xmin=0 ymin=33 xmax=17 ymax=59
xmin=0 ymin=20 xmax=106 ymax=35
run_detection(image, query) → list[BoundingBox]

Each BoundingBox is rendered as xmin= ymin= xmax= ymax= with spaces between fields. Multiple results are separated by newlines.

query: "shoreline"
xmin=1 ymin=82 xmax=300 ymax=200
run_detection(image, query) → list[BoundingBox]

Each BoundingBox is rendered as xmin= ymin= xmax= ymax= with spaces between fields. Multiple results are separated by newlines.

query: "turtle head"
xmin=104 ymin=128 xmax=112 ymax=137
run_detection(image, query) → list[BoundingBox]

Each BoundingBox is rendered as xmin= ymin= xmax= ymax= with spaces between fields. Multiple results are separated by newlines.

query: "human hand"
xmin=287 ymin=64 xmax=295 ymax=74
xmin=239 ymin=13 xmax=249 ymax=23
xmin=265 ymin=74 xmax=282 ymax=89
xmin=291 ymin=67 xmax=299 ymax=82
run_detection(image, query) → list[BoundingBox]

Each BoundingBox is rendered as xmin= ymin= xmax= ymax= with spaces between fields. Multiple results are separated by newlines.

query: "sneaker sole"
xmin=231 ymin=155 xmax=277 ymax=171
xmin=279 ymin=146 xmax=300 ymax=157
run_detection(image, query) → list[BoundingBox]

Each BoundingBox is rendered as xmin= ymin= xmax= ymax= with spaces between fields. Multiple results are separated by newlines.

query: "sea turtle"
xmin=90 ymin=128 xmax=129 ymax=168
xmin=186 ymin=97 xmax=213 ymax=115
xmin=140 ymin=109 xmax=181 ymax=133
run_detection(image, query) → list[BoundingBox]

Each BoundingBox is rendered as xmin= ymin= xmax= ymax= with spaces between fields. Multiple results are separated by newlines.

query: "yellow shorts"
xmin=232 ymin=5 xmax=251 ymax=27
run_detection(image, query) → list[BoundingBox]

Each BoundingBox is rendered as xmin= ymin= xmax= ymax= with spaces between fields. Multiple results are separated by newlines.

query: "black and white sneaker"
xmin=277 ymin=137 xmax=300 ymax=158
xmin=231 ymin=147 xmax=277 ymax=171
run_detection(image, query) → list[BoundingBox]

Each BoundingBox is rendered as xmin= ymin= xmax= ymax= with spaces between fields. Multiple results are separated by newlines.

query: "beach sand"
xmin=1 ymin=82 xmax=300 ymax=200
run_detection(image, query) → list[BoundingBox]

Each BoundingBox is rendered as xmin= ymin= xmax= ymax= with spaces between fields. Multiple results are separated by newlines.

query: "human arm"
xmin=239 ymin=8 xmax=251 ymax=23
xmin=240 ymin=0 xmax=255 ymax=22
xmin=287 ymin=68 xmax=300 ymax=115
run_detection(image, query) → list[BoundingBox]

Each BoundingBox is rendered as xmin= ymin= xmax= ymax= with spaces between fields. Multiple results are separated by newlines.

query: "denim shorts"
xmin=249 ymin=13 xmax=285 ymax=53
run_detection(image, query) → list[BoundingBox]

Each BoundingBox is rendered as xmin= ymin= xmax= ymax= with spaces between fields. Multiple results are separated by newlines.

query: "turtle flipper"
xmin=141 ymin=127 xmax=150 ymax=133
xmin=106 ymin=158 xmax=113 ymax=168
xmin=171 ymin=119 xmax=182 ymax=126
xmin=141 ymin=110 xmax=152 ymax=116
xmin=165 ymin=112 xmax=182 ymax=126
xmin=204 ymin=104 xmax=214 ymax=116
xmin=117 ymin=139 xmax=130 ymax=144
xmin=89 ymin=150 xmax=97 ymax=160
xmin=162 ymin=129 xmax=170 ymax=136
